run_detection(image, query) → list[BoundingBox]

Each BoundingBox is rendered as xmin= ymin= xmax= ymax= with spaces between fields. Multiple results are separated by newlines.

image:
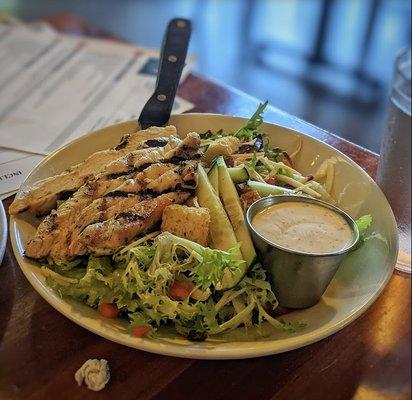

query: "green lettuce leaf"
xmin=151 ymin=232 xmax=242 ymax=291
xmin=356 ymin=214 xmax=373 ymax=238
xmin=350 ymin=214 xmax=374 ymax=251
xmin=233 ymin=101 xmax=268 ymax=141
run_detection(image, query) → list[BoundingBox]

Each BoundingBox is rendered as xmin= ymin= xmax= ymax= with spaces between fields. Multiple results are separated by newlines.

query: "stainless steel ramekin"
xmin=245 ymin=195 xmax=359 ymax=309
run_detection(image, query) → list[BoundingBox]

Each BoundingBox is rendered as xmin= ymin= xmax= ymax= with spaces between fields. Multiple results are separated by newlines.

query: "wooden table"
xmin=0 ymin=14 xmax=410 ymax=400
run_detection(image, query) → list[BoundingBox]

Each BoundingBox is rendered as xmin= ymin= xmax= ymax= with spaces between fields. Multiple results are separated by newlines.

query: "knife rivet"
xmin=176 ymin=20 xmax=187 ymax=28
xmin=157 ymin=94 xmax=167 ymax=101
xmin=168 ymin=55 xmax=177 ymax=63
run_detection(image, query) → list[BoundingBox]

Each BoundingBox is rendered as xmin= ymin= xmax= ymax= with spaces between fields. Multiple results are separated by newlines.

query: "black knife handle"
xmin=138 ymin=18 xmax=192 ymax=129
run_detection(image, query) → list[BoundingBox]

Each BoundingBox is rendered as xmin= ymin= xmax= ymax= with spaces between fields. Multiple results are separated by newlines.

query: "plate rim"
xmin=9 ymin=114 xmax=398 ymax=359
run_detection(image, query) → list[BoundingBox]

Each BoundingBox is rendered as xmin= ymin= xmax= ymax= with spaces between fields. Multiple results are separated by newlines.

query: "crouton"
xmin=202 ymin=136 xmax=241 ymax=166
xmin=161 ymin=205 xmax=210 ymax=246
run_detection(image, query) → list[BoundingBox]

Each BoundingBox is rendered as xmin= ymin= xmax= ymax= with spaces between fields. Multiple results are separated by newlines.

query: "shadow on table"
xmin=0 ymin=245 xmax=16 ymax=345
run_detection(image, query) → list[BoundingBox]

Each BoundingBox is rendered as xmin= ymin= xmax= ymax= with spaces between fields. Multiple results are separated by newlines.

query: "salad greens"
xmin=43 ymin=232 xmax=300 ymax=339
xmin=352 ymin=214 xmax=373 ymax=250
xmin=200 ymin=128 xmax=224 ymax=140
xmin=263 ymin=142 xmax=284 ymax=163
xmin=356 ymin=214 xmax=373 ymax=238
xmin=198 ymin=101 xmax=336 ymax=201
xmin=200 ymin=101 xmax=268 ymax=142
xmin=233 ymin=101 xmax=268 ymax=141
xmin=39 ymin=102 xmax=373 ymax=342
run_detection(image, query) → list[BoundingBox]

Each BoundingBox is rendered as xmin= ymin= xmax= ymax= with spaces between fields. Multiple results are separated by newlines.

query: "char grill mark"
xmin=58 ymin=190 xmax=75 ymax=201
xmin=115 ymin=136 xmax=168 ymax=151
xmin=113 ymin=137 xmax=129 ymax=150
xmin=183 ymin=179 xmax=196 ymax=187
xmin=163 ymin=156 xmax=186 ymax=164
xmin=124 ymin=185 xmax=195 ymax=198
xmin=174 ymin=184 xmax=196 ymax=196
xmin=136 ymin=162 xmax=153 ymax=172
xmin=116 ymin=212 xmax=144 ymax=222
xmin=106 ymin=168 xmax=137 ymax=180
xmin=104 ymin=191 xmax=132 ymax=198
xmin=162 ymin=153 xmax=202 ymax=165
xmin=145 ymin=138 xmax=168 ymax=147
xmin=136 ymin=189 xmax=160 ymax=197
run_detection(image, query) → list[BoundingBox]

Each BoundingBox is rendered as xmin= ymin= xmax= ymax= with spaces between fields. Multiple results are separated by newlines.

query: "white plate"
xmin=10 ymin=114 xmax=398 ymax=359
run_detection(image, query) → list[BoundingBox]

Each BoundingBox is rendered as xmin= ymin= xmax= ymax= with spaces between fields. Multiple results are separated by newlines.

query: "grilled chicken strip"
xmin=25 ymin=133 xmax=200 ymax=260
xmin=69 ymin=160 xmax=198 ymax=257
xmin=24 ymin=139 xmax=181 ymax=260
xmin=67 ymin=194 xmax=146 ymax=251
xmin=67 ymin=163 xmax=177 ymax=254
xmin=9 ymin=125 xmax=177 ymax=216
xmin=109 ymin=134 xmax=200 ymax=195
xmin=78 ymin=191 xmax=190 ymax=256
xmin=80 ymin=160 xmax=197 ymax=224
xmin=25 ymin=174 xmax=136 ymax=260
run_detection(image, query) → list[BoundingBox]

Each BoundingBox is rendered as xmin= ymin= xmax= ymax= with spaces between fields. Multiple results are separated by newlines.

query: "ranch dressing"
xmin=252 ymin=202 xmax=353 ymax=254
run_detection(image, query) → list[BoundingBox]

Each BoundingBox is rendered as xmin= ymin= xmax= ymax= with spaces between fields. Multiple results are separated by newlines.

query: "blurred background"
xmin=0 ymin=0 xmax=410 ymax=152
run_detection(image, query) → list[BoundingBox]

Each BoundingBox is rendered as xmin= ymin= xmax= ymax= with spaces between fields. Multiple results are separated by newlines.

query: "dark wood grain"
xmin=0 ymin=14 xmax=409 ymax=400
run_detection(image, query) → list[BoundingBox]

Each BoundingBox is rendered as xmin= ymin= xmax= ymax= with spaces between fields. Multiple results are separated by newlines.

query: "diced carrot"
xmin=98 ymin=303 xmax=119 ymax=319
xmin=131 ymin=326 xmax=152 ymax=337
xmin=264 ymin=176 xmax=278 ymax=185
xmin=168 ymin=280 xmax=192 ymax=300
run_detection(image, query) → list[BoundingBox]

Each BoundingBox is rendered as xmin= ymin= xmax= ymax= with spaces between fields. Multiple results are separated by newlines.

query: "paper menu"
xmin=0 ymin=151 xmax=43 ymax=198
xmin=0 ymin=28 xmax=194 ymax=155
xmin=0 ymin=21 xmax=194 ymax=197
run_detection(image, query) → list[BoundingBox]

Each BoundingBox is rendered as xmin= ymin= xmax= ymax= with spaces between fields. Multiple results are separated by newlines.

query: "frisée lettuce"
xmin=42 ymin=232 xmax=300 ymax=339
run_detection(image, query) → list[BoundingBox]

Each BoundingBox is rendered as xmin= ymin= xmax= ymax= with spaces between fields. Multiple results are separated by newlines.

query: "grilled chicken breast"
xmin=68 ymin=161 xmax=198 ymax=257
xmin=66 ymin=194 xmax=147 ymax=256
xmin=78 ymin=191 xmax=191 ymax=256
xmin=24 ymin=132 xmax=201 ymax=261
xmin=24 ymin=137 xmax=184 ymax=259
xmin=9 ymin=125 xmax=177 ymax=216
xmin=24 ymin=175 xmax=136 ymax=260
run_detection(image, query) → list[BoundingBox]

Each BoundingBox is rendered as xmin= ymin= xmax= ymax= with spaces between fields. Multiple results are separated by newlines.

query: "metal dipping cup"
xmin=245 ymin=196 xmax=360 ymax=309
